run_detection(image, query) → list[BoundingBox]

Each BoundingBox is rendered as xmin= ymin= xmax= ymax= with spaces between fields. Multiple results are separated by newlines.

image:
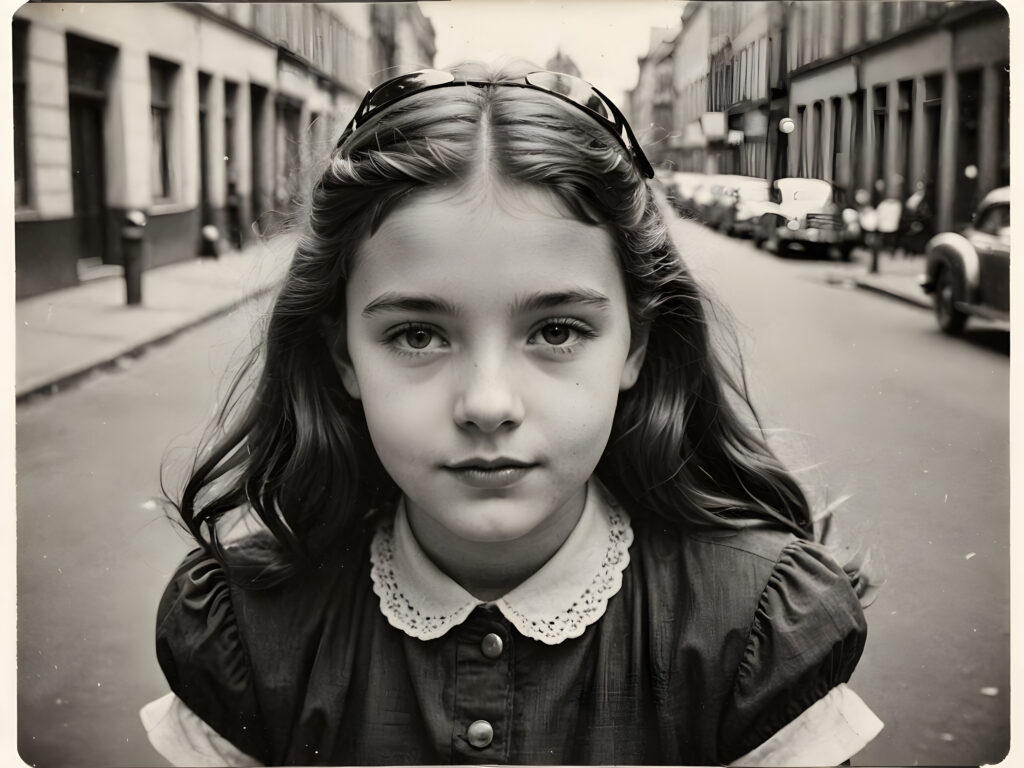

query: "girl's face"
xmin=337 ymin=184 xmax=646 ymax=550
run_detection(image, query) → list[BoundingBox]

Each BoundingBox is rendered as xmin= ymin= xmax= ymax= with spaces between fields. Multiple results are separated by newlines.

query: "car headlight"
xmin=786 ymin=219 xmax=801 ymax=231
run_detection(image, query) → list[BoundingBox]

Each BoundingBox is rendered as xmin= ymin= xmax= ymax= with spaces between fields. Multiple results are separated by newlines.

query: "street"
xmin=16 ymin=216 xmax=1009 ymax=767
xmin=675 ymin=218 xmax=1009 ymax=765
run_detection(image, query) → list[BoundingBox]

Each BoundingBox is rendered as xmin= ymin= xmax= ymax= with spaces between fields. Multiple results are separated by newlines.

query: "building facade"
xmin=627 ymin=27 xmax=677 ymax=168
xmin=782 ymin=0 xmax=1008 ymax=231
xmin=704 ymin=1 xmax=789 ymax=178
xmin=630 ymin=0 xmax=1008 ymax=237
xmin=12 ymin=3 xmax=435 ymax=299
xmin=670 ymin=2 xmax=711 ymax=172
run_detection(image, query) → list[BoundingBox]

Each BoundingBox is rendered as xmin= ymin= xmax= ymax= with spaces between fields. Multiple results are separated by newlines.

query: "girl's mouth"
xmin=444 ymin=458 xmax=538 ymax=489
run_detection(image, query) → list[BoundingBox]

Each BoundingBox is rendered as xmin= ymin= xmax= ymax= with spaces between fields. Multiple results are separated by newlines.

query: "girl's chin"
xmin=409 ymin=503 xmax=554 ymax=545
xmin=440 ymin=516 xmax=547 ymax=545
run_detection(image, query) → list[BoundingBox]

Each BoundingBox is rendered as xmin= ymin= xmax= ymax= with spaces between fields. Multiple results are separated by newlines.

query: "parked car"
xmin=724 ymin=176 xmax=771 ymax=237
xmin=703 ymin=174 xmax=745 ymax=230
xmin=690 ymin=175 xmax=719 ymax=222
xmin=920 ymin=186 xmax=1009 ymax=334
xmin=754 ymin=177 xmax=858 ymax=259
xmin=701 ymin=174 xmax=757 ymax=231
xmin=672 ymin=172 xmax=707 ymax=218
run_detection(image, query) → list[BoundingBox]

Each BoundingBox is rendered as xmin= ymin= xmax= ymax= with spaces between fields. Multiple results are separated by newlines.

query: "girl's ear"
xmin=322 ymin=316 xmax=361 ymax=400
xmin=619 ymin=322 xmax=650 ymax=391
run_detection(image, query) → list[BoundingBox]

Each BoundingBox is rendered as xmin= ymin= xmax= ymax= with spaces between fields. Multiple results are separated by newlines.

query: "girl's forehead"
xmin=349 ymin=185 xmax=626 ymax=308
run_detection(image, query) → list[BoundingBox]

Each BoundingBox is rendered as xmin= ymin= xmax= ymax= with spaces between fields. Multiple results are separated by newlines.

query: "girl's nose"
xmin=453 ymin=357 xmax=525 ymax=434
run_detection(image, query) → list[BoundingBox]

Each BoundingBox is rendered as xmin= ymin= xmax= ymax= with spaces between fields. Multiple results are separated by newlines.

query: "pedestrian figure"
xmin=142 ymin=63 xmax=882 ymax=767
xmin=856 ymin=188 xmax=881 ymax=273
xmin=898 ymin=180 xmax=935 ymax=256
xmin=875 ymin=197 xmax=903 ymax=260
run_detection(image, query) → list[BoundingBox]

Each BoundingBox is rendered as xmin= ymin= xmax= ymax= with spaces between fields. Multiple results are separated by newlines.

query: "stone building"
xmin=12 ymin=3 xmax=435 ymax=298
xmin=627 ymin=27 xmax=678 ymax=168
xmin=669 ymin=2 xmax=711 ymax=173
xmin=700 ymin=1 xmax=790 ymax=178
xmin=630 ymin=0 xmax=1008 ymax=235
xmin=783 ymin=0 xmax=1008 ymax=231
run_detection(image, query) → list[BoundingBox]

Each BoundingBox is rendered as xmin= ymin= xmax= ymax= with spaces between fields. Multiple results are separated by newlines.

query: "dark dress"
xmin=155 ymin=517 xmax=867 ymax=766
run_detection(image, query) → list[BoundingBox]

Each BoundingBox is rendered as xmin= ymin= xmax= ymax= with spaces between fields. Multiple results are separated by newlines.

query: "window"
xmin=831 ymin=97 xmax=843 ymax=184
xmin=996 ymin=63 xmax=1009 ymax=187
xmin=13 ymin=20 xmax=29 ymax=208
xmin=897 ymin=79 xmax=914 ymax=196
xmin=198 ymin=71 xmax=210 ymax=215
xmin=274 ymin=97 xmax=302 ymax=210
xmin=873 ymin=84 xmax=888 ymax=192
xmin=150 ymin=57 xmax=178 ymax=199
xmin=797 ymin=105 xmax=807 ymax=176
xmin=922 ymin=75 xmax=943 ymax=189
xmin=224 ymin=79 xmax=238 ymax=189
xmin=812 ymin=101 xmax=824 ymax=178
xmin=851 ymin=89 xmax=865 ymax=187
xmin=955 ymin=69 xmax=981 ymax=224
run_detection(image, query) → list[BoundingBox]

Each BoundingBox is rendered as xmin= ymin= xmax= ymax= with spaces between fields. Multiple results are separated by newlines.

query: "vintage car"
xmin=753 ymin=177 xmax=858 ymax=259
xmin=920 ymin=186 xmax=1010 ymax=335
xmin=723 ymin=176 xmax=771 ymax=237
xmin=701 ymin=174 xmax=744 ymax=230
xmin=669 ymin=172 xmax=706 ymax=218
xmin=700 ymin=175 xmax=762 ymax=233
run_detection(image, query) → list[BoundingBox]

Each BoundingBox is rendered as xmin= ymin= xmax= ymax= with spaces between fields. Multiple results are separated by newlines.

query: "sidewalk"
xmin=16 ymin=235 xmax=295 ymax=401
xmin=825 ymin=248 xmax=931 ymax=310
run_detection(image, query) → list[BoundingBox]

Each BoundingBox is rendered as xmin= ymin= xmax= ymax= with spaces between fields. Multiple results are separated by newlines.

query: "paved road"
xmin=673 ymin=217 xmax=1010 ymax=766
xmin=16 ymin=216 xmax=1009 ymax=767
xmin=17 ymin=296 xmax=270 ymax=768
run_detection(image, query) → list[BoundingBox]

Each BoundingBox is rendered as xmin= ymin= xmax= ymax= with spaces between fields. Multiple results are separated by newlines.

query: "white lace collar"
xmin=369 ymin=481 xmax=633 ymax=645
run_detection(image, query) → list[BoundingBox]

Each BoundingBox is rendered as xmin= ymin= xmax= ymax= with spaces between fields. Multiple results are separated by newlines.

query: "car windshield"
xmin=776 ymin=178 xmax=833 ymax=205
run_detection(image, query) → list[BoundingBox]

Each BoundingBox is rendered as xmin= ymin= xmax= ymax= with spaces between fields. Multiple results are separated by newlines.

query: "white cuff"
xmin=730 ymin=684 xmax=884 ymax=766
xmin=139 ymin=692 xmax=263 ymax=767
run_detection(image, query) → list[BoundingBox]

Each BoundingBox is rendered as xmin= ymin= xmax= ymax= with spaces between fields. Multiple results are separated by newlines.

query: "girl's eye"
xmin=540 ymin=323 xmax=572 ymax=345
xmin=385 ymin=323 xmax=446 ymax=354
xmin=405 ymin=327 xmax=434 ymax=349
xmin=529 ymin=318 xmax=594 ymax=350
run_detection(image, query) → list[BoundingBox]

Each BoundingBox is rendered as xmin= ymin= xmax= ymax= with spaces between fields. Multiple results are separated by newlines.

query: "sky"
xmin=418 ymin=1 xmax=687 ymax=104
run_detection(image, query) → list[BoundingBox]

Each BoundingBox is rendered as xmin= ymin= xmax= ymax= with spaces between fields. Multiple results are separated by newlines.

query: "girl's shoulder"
xmin=637 ymin=518 xmax=814 ymax=581
xmin=154 ymin=531 xmax=374 ymax=761
xmin=631 ymin=520 xmax=871 ymax=761
xmin=633 ymin=519 xmax=865 ymax=638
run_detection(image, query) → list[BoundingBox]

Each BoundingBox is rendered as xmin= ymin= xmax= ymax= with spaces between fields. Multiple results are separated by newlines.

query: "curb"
xmin=15 ymin=281 xmax=280 ymax=405
xmin=852 ymin=277 xmax=932 ymax=310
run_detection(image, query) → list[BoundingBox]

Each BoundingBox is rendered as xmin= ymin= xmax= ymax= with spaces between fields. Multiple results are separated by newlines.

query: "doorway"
xmin=66 ymin=35 xmax=115 ymax=269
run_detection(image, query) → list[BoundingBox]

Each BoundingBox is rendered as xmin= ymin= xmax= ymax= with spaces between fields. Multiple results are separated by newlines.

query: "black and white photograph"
xmin=10 ymin=1 xmax=1014 ymax=766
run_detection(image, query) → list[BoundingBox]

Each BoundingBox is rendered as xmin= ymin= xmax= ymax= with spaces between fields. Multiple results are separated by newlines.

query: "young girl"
xmin=141 ymin=62 xmax=882 ymax=766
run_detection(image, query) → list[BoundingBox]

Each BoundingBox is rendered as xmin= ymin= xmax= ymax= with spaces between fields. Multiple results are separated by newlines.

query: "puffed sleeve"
xmin=718 ymin=539 xmax=883 ymax=765
xmin=153 ymin=548 xmax=270 ymax=763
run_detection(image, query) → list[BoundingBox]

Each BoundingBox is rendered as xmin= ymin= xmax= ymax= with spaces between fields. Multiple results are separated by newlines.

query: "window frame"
xmin=149 ymin=56 xmax=179 ymax=201
xmin=13 ymin=19 xmax=31 ymax=209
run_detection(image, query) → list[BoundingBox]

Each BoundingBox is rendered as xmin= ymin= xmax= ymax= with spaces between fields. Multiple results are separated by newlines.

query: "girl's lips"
xmin=444 ymin=463 xmax=537 ymax=489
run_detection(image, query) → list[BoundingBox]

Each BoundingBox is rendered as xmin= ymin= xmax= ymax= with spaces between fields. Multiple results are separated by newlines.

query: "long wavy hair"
xmin=170 ymin=62 xmax=820 ymax=588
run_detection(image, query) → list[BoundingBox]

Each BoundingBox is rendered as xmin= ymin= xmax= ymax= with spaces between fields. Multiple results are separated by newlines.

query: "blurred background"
xmin=13 ymin=2 xmax=1011 ymax=766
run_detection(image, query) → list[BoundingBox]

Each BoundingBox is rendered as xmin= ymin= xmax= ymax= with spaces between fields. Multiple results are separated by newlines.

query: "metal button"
xmin=481 ymin=633 xmax=503 ymax=659
xmin=467 ymin=719 xmax=494 ymax=749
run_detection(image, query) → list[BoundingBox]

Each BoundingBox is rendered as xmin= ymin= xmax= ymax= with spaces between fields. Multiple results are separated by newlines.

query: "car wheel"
xmin=934 ymin=266 xmax=968 ymax=335
xmin=776 ymin=239 xmax=791 ymax=258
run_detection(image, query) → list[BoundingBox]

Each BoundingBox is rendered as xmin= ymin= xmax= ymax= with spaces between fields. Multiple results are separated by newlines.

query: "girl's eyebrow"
xmin=362 ymin=292 xmax=461 ymax=318
xmin=511 ymin=288 xmax=611 ymax=315
xmin=361 ymin=288 xmax=612 ymax=318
